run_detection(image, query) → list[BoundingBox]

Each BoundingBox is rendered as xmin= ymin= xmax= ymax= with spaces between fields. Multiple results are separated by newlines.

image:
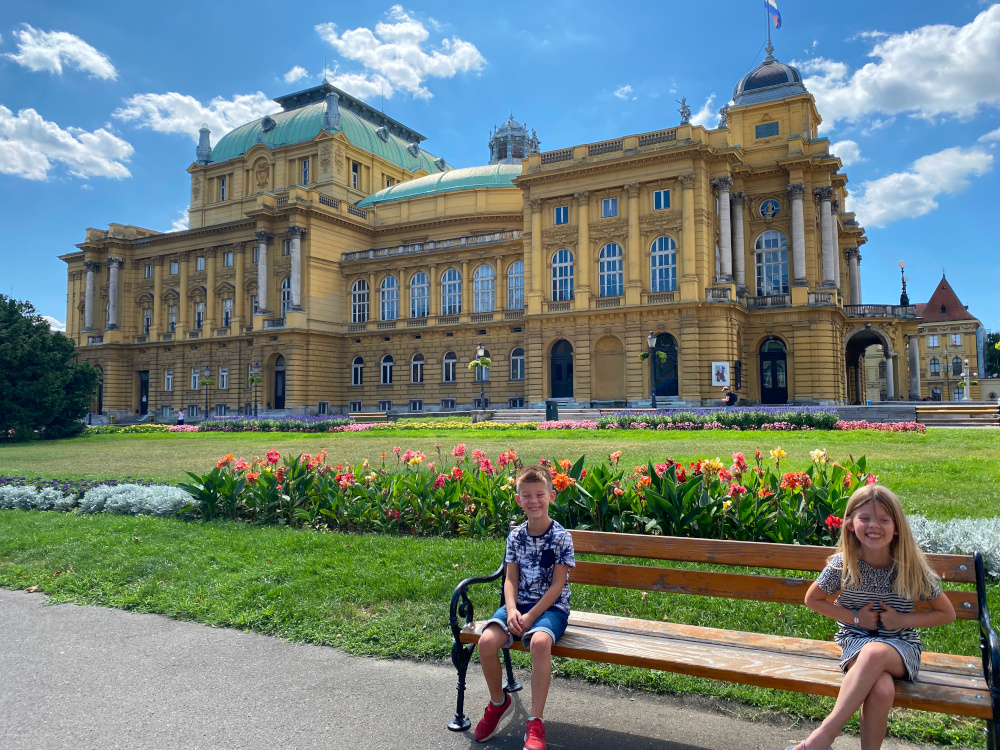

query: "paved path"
xmin=0 ymin=590 xmax=932 ymax=750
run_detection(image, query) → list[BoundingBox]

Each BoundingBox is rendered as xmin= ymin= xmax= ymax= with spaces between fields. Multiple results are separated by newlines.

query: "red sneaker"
xmin=473 ymin=694 xmax=512 ymax=742
xmin=523 ymin=718 xmax=546 ymax=750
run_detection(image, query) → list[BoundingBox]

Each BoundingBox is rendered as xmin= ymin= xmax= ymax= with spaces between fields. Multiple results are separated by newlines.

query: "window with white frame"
xmin=602 ymin=197 xmax=618 ymax=218
xmin=380 ymin=276 xmax=399 ymax=321
xmin=222 ymin=298 xmax=233 ymax=327
xmin=280 ymin=277 xmax=291 ymax=316
xmin=170 ymin=260 xmax=178 ymax=275
xmin=653 ymin=189 xmax=670 ymax=210
xmin=440 ymin=398 xmax=456 ymax=410
xmin=929 ymin=358 xmax=940 ymax=375
xmin=317 ymin=401 xmax=329 ymax=415
xmin=381 ymin=355 xmax=394 ymax=384
xmin=951 ymin=333 xmax=962 ymax=345
xmin=508 ymin=398 xmax=524 ymax=408
xmin=411 ymin=353 xmax=424 ymax=384
xmin=144 ymin=264 xmax=152 ymax=279
xmin=953 ymin=386 xmax=963 ymax=401
xmin=377 ymin=399 xmax=392 ymax=412
xmin=473 ymin=265 xmax=495 ymax=313
xmin=222 ymin=251 xmax=233 ymax=267
xmin=161 ymin=405 xmax=172 ymax=419
xmin=191 ymin=368 xmax=200 ymax=390
xmin=196 ymin=256 xmax=205 ymax=271
xmin=351 ymin=279 xmax=369 ymax=323
xmin=283 ymin=239 xmax=291 ymax=256
xmin=409 ymin=399 xmax=423 ymax=412
xmin=301 ymin=158 xmax=310 ymax=185
xmin=168 ymin=305 xmax=177 ymax=332
xmin=510 ymin=347 xmax=525 ymax=380
xmin=142 ymin=308 xmax=152 ymax=334
xmin=554 ymin=205 xmax=569 ymax=225
xmin=410 ymin=272 xmax=429 ymax=318
xmin=351 ymin=161 xmax=360 ymax=189
xmin=188 ymin=405 xmax=199 ymax=418
xmin=475 ymin=349 xmax=491 ymax=382
xmin=215 ymin=403 xmax=228 ymax=416
xmin=599 ymin=243 xmax=623 ymax=297
xmin=385 ymin=175 xmax=395 ymax=188
xmin=931 ymin=387 xmax=941 ymax=401
xmin=473 ymin=397 xmax=487 ymax=409
xmin=252 ymin=246 xmax=259 ymax=263
xmin=650 ymin=236 xmax=678 ymax=292
xmin=443 ymin=351 xmax=457 ymax=383
xmin=164 ymin=369 xmax=173 ymax=391
xmin=349 ymin=400 xmax=363 ymax=412
xmin=251 ymin=295 xmax=259 ymax=315
xmin=352 ymin=356 xmax=364 ymax=386
xmin=927 ymin=335 xmax=939 ymax=347
xmin=551 ymin=249 xmax=574 ymax=301
xmin=219 ymin=176 xmax=227 ymax=201
xmin=441 ymin=268 xmax=461 ymax=316
xmin=195 ymin=301 xmax=204 ymax=329
xmin=754 ymin=230 xmax=789 ymax=296
xmin=507 ymin=261 xmax=524 ymax=310
xmin=219 ymin=366 xmax=228 ymax=390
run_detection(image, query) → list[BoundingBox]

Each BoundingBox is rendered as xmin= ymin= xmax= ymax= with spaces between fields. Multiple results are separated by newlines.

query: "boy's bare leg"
xmin=479 ymin=624 xmax=508 ymax=704
xmin=528 ymin=632 xmax=554 ymax=718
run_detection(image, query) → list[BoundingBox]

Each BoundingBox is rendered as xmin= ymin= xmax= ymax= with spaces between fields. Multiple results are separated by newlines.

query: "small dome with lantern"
xmin=488 ymin=116 xmax=540 ymax=164
xmin=732 ymin=41 xmax=807 ymax=107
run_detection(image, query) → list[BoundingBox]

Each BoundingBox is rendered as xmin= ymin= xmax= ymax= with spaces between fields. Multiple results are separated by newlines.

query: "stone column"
xmin=713 ymin=177 xmax=733 ymax=282
xmin=287 ymin=226 xmax=305 ymax=311
xmin=847 ymin=250 xmax=861 ymax=304
xmin=830 ymin=199 xmax=841 ymax=290
xmin=106 ymin=257 xmax=123 ymax=329
xmin=907 ymin=334 xmax=921 ymax=400
xmin=884 ymin=351 xmax=895 ymax=400
xmin=234 ymin=244 xmax=245 ymax=326
xmin=624 ymin=183 xmax=641 ymax=294
xmin=731 ymin=192 xmax=747 ymax=294
xmin=574 ymin=192 xmax=589 ymax=303
xmin=854 ymin=358 xmax=863 ymax=405
xmin=815 ymin=187 xmax=836 ymax=288
xmin=205 ymin=249 xmax=217 ymax=330
xmin=255 ymin=231 xmax=272 ymax=315
xmin=178 ymin=254 xmax=189 ymax=332
xmin=530 ymin=199 xmax=544 ymax=308
xmin=152 ymin=260 xmax=163 ymax=334
xmin=83 ymin=261 xmax=99 ymax=331
xmin=788 ymin=183 xmax=807 ymax=285
xmin=855 ymin=252 xmax=863 ymax=304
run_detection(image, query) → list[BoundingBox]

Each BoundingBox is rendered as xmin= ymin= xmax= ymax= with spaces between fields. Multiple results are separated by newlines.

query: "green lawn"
xmin=2 ymin=428 xmax=999 ymax=520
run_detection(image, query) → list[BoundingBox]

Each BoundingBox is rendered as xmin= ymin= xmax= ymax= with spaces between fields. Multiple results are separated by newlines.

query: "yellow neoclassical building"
xmin=64 ymin=44 xmax=935 ymax=419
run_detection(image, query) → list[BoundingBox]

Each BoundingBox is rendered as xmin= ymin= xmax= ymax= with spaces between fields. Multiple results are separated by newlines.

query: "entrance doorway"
xmin=550 ymin=340 xmax=573 ymax=398
xmin=759 ymin=338 xmax=788 ymax=404
xmin=138 ymin=371 xmax=149 ymax=416
xmin=592 ymin=336 xmax=625 ymax=402
xmin=652 ymin=333 xmax=679 ymax=397
xmin=274 ymin=355 xmax=286 ymax=409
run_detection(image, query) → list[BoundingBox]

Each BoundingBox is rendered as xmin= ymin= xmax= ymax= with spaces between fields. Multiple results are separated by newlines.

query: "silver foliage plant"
xmin=0 ymin=486 xmax=76 ymax=511
xmin=78 ymin=484 xmax=189 ymax=517
xmin=909 ymin=514 xmax=1000 ymax=579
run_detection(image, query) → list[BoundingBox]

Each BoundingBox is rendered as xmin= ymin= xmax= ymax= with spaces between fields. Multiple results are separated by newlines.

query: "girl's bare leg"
xmin=859 ymin=671 xmax=896 ymax=750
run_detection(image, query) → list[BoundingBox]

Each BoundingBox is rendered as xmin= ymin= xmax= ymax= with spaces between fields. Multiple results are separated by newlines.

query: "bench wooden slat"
xmin=569 ymin=530 xmax=978 ymax=583
xmin=460 ymin=620 xmax=992 ymax=718
xmin=569 ymin=560 xmax=980 ymax=620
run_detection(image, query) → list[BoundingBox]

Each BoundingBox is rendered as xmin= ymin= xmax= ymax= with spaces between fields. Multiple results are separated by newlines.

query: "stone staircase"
xmin=490 ymin=408 xmax=602 ymax=423
xmin=914 ymin=402 xmax=999 ymax=428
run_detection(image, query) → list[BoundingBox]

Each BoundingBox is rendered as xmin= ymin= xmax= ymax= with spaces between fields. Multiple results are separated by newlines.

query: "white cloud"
xmin=852 ymin=146 xmax=993 ymax=227
xmin=0 ymin=105 xmax=132 ymax=181
xmin=798 ymin=6 xmax=1000 ymax=131
xmin=315 ymin=5 xmax=485 ymax=100
xmin=613 ymin=85 xmax=634 ymax=100
xmin=283 ymin=65 xmax=309 ymax=84
xmin=5 ymin=24 xmax=116 ymax=80
xmin=980 ymin=126 xmax=1000 ymax=142
xmin=170 ymin=208 xmax=189 ymax=232
xmin=831 ymin=139 xmax=863 ymax=166
xmin=689 ymin=94 xmax=716 ymax=128
xmin=113 ymin=92 xmax=276 ymax=142
xmin=41 ymin=316 xmax=65 ymax=332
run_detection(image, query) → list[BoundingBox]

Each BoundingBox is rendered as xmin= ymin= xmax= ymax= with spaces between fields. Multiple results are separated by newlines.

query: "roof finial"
xmin=765 ymin=40 xmax=775 ymax=60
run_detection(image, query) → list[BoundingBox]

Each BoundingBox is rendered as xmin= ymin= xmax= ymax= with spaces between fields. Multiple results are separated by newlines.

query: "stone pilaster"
xmin=106 ymin=257 xmax=124 ymax=329
xmin=713 ymin=177 xmax=733 ymax=282
xmin=82 ymin=261 xmax=100 ymax=332
xmin=678 ymin=174 xmax=698 ymax=301
xmin=254 ymin=231 xmax=272 ymax=315
xmin=624 ymin=183 xmax=641 ymax=303
xmin=788 ymin=183 xmax=807 ymax=286
xmin=574 ymin=193 xmax=589 ymax=307
xmin=287 ymin=226 xmax=305 ymax=311
xmin=152 ymin=259 xmax=163 ymax=334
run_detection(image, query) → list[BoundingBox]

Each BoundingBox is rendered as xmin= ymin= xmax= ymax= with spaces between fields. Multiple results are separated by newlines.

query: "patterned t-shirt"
xmin=504 ymin=519 xmax=575 ymax=614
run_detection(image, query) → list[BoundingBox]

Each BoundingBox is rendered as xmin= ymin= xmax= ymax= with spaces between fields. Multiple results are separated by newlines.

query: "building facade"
xmin=913 ymin=276 xmax=983 ymax=401
xmin=64 ymin=47 xmax=933 ymax=419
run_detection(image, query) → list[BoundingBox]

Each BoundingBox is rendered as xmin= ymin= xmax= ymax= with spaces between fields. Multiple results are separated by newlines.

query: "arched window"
xmin=551 ymin=249 xmax=574 ymax=301
xmin=598 ymin=243 xmax=623 ymax=297
xmin=952 ymin=357 xmax=963 ymax=376
xmin=441 ymin=268 xmax=461 ymax=316
xmin=476 ymin=348 xmax=491 ymax=382
xmin=280 ymin=277 xmax=291 ymax=317
xmin=411 ymin=353 xmax=424 ymax=384
xmin=352 ymin=356 xmax=364 ymax=386
xmin=381 ymin=355 xmax=394 ymax=385
xmin=507 ymin=261 xmax=524 ymax=310
xmin=473 ymin=265 xmax=496 ymax=313
xmin=931 ymin=387 xmax=942 ymax=401
xmin=650 ymin=236 xmax=677 ymax=293
xmin=351 ymin=280 xmax=369 ymax=323
xmin=443 ymin=351 xmax=457 ymax=383
xmin=929 ymin=358 xmax=940 ymax=375
xmin=510 ymin=347 xmax=525 ymax=381
xmin=380 ymin=276 xmax=398 ymax=321
xmin=410 ymin=272 xmax=429 ymax=318
xmin=754 ymin=230 xmax=789 ymax=296
xmin=953 ymin=386 xmax=963 ymax=402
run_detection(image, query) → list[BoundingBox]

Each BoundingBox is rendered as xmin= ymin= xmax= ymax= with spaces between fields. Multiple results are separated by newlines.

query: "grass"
xmin=0 ymin=511 xmax=992 ymax=748
xmin=2 ymin=428 xmax=999 ymax=520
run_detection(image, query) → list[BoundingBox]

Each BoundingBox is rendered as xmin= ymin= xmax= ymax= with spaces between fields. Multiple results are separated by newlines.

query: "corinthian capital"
xmin=730 ymin=191 xmax=745 ymax=206
xmin=574 ymin=191 xmax=589 ymax=204
xmin=254 ymin=230 xmax=273 ymax=244
xmin=788 ymin=183 xmax=806 ymax=199
xmin=712 ymin=176 xmax=733 ymax=192
xmin=529 ymin=199 xmax=542 ymax=212
xmin=106 ymin=256 xmax=124 ymax=268
xmin=287 ymin=225 xmax=306 ymax=239
xmin=624 ymin=183 xmax=640 ymax=198
xmin=814 ymin=186 xmax=834 ymax=201
xmin=677 ymin=173 xmax=695 ymax=188
xmin=84 ymin=260 xmax=101 ymax=273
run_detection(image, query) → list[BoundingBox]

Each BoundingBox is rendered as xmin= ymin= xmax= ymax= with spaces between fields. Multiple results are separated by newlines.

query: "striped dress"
xmin=815 ymin=554 xmax=942 ymax=681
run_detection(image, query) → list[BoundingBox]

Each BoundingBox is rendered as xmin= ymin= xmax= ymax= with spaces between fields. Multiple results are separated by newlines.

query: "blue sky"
xmin=2 ymin=1 xmax=999 ymax=332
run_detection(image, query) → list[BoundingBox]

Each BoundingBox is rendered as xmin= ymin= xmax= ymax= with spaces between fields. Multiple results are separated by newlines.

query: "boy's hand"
xmin=507 ymin=609 xmax=525 ymax=636
xmin=858 ymin=601 xmax=880 ymax=630
xmin=877 ymin=601 xmax=905 ymax=630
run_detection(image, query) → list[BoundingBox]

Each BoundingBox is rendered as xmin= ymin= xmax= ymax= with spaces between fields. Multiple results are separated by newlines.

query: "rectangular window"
xmin=215 ymin=403 xmax=227 ymax=416
xmin=196 ymin=256 xmax=205 ymax=271
xmin=508 ymin=398 xmax=524 ymax=409
xmin=252 ymin=295 xmax=259 ymax=315
xmin=142 ymin=308 xmax=152 ymax=335
xmin=440 ymin=398 xmax=456 ymax=411
xmin=928 ymin=335 xmax=939 ymax=347
xmin=170 ymin=260 xmax=178 ymax=275
xmin=377 ymin=399 xmax=392 ymax=412
xmin=252 ymin=246 xmax=259 ymax=263
xmin=164 ymin=369 xmax=173 ymax=391
xmin=219 ymin=366 xmax=228 ymax=390
xmin=222 ymin=251 xmax=233 ymax=267
xmin=168 ymin=305 xmax=177 ymax=332
xmin=553 ymin=205 xmax=568 ymax=225
xmin=602 ymin=198 xmax=618 ymax=218
xmin=283 ymin=239 xmax=291 ymax=256
xmin=191 ymin=368 xmax=200 ymax=390
xmin=349 ymin=401 xmax=363 ymax=413
xmin=161 ymin=405 xmax=172 ymax=420
xmin=219 ymin=176 xmax=227 ymax=201
xmin=188 ymin=405 xmax=199 ymax=418
xmin=409 ymin=399 xmax=423 ymax=413
xmin=385 ymin=176 xmax=395 ymax=188
xmin=144 ymin=264 xmax=152 ymax=279
xmin=301 ymin=158 xmax=310 ymax=185
xmin=352 ymin=161 xmax=360 ymax=190
xmin=755 ymin=122 xmax=780 ymax=138
xmin=222 ymin=299 xmax=233 ymax=327
xmin=195 ymin=302 xmax=204 ymax=330
xmin=317 ymin=401 xmax=329 ymax=415
xmin=951 ymin=333 xmax=962 ymax=345
xmin=473 ymin=398 xmax=488 ymax=409
xmin=653 ymin=189 xmax=671 ymax=210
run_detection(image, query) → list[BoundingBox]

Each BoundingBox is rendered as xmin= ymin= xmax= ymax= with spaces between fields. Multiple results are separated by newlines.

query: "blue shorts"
xmin=487 ymin=602 xmax=569 ymax=649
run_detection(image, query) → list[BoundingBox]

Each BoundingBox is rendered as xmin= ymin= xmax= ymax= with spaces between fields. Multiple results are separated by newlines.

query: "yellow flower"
xmin=770 ymin=447 xmax=787 ymax=461
xmin=722 ymin=500 xmax=733 ymax=511
xmin=809 ymin=448 xmax=828 ymax=465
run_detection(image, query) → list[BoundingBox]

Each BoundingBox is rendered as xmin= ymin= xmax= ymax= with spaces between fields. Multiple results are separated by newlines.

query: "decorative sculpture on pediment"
xmin=334 ymin=144 xmax=345 ymax=175
xmin=590 ymin=219 xmax=629 ymax=244
xmin=543 ymin=227 xmax=577 ymax=245
xmin=319 ymin=143 xmax=333 ymax=171
xmin=190 ymin=174 xmax=202 ymax=202
xmin=747 ymin=194 xmax=786 ymax=223
xmin=639 ymin=213 xmax=683 ymax=234
xmin=254 ymin=161 xmax=271 ymax=189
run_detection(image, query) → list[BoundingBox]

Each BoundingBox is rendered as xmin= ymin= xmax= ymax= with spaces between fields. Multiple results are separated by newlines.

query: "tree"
xmin=0 ymin=296 xmax=99 ymax=441
xmin=985 ymin=332 xmax=1000 ymax=379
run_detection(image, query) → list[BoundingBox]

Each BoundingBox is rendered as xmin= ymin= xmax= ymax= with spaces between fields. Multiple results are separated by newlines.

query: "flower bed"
xmin=85 ymin=424 xmax=173 ymax=435
xmin=834 ymin=420 xmax=926 ymax=433
xmin=598 ymin=407 xmax=839 ymax=431
xmin=199 ymin=415 xmax=351 ymax=432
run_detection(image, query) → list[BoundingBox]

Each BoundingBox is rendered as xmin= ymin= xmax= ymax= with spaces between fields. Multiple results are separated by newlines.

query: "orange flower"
xmin=552 ymin=473 xmax=574 ymax=492
xmin=639 ymin=475 xmax=651 ymax=487
xmin=558 ymin=459 xmax=572 ymax=472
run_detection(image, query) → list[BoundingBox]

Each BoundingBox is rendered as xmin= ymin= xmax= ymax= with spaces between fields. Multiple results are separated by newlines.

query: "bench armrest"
xmin=449 ymin=561 xmax=505 ymax=644
xmin=976 ymin=552 xmax=1000 ymax=719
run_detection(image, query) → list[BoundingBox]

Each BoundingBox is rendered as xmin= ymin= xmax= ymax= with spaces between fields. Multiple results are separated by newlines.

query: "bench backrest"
xmin=567 ymin=530 xmax=979 ymax=621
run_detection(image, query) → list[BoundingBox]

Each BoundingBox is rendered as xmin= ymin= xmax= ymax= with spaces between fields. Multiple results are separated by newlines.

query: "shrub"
xmin=597 ymin=407 xmax=840 ymax=431
xmin=198 ymin=415 xmax=351 ymax=433
xmin=78 ymin=484 xmax=190 ymax=516
xmin=0 ymin=485 xmax=76 ymax=511
xmin=910 ymin=515 xmax=1000 ymax=578
xmin=84 ymin=424 xmax=173 ymax=435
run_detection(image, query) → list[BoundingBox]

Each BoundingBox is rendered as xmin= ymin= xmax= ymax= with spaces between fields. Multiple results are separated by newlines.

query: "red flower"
xmin=639 ymin=475 xmax=652 ymax=487
xmin=779 ymin=471 xmax=812 ymax=491
xmin=825 ymin=514 xmax=844 ymax=530
xmin=433 ymin=474 xmax=446 ymax=490
xmin=674 ymin=466 xmax=687 ymax=483
xmin=265 ymin=450 xmax=280 ymax=465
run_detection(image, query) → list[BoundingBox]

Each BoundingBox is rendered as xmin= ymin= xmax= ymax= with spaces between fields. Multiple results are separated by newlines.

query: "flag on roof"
xmin=766 ymin=0 xmax=782 ymax=29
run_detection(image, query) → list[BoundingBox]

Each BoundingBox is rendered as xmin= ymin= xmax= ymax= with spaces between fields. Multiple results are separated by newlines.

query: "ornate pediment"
xmin=639 ymin=212 xmax=683 ymax=234
xmin=542 ymin=226 xmax=577 ymax=245
xmin=589 ymin=219 xmax=628 ymax=245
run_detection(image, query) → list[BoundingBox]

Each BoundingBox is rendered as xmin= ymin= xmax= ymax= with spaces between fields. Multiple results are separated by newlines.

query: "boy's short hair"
xmin=516 ymin=464 xmax=553 ymax=493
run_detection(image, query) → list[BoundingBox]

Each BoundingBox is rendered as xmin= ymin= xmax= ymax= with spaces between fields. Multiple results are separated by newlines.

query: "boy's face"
xmin=515 ymin=479 xmax=555 ymax=519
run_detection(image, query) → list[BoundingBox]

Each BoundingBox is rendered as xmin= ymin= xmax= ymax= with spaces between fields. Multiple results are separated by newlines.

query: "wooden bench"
xmin=348 ymin=412 xmax=389 ymax=423
xmin=448 ymin=530 xmax=999 ymax=747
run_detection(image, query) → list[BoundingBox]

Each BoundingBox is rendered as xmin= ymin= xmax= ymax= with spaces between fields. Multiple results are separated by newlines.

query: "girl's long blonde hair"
xmin=834 ymin=484 xmax=937 ymax=600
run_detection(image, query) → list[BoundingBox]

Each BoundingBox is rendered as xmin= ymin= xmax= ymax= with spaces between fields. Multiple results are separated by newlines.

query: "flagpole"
xmin=766 ymin=1 xmax=771 ymax=46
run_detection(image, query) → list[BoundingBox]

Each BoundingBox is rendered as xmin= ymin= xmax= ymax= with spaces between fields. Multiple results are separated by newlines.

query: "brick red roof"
xmin=919 ymin=276 xmax=977 ymax=323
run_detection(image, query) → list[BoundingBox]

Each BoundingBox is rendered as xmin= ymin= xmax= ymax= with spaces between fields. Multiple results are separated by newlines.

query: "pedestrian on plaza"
xmin=175 ymin=409 xmax=185 ymax=426
xmin=721 ymin=387 xmax=738 ymax=407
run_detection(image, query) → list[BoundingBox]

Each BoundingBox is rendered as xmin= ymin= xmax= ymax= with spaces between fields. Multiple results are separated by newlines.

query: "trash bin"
xmin=545 ymin=400 xmax=559 ymax=421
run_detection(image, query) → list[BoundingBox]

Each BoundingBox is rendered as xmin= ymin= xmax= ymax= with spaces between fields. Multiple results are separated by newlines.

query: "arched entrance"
xmin=550 ymin=340 xmax=573 ymax=398
xmin=844 ymin=327 xmax=892 ymax=404
xmin=759 ymin=337 xmax=788 ymax=404
xmin=653 ymin=333 xmax=679 ymax=397
xmin=273 ymin=355 xmax=286 ymax=409
xmin=592 ymin=335 xmax=625 ymax=402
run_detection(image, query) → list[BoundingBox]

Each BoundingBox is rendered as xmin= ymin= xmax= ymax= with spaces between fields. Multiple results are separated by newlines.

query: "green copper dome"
xmin=357 ymin=164 xmax=522 ymax=206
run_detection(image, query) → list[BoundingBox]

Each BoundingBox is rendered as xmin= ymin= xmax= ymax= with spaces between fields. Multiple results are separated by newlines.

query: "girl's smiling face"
xmin=849 ymin=501 xmax=896 ymax=556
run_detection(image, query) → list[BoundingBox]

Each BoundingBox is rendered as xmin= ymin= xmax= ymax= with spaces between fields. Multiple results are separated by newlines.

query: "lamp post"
xmin=963 ymin=358 xmax=972 ymax=402
xmin=897 ymin=261 xmax=909 ymax=306
xmin=646 ymin=330 xmax=657 ymax=409
xmin=476 ymin=342 xmax=487 ymax=408
xmin=201 ymin=366 xmax=211 ymax=418
xmin=249 ymin=362 xmax=262 ymax=417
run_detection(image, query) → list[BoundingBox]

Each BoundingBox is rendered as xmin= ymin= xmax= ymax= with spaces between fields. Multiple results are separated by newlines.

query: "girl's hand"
xmin=878 ymin=601 xmax=905 ymax=630
xmin=857 ymin=601 xmax=880 ymax=630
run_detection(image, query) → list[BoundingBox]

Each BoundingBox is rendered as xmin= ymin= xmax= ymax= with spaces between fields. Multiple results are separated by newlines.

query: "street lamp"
xmin=202 ymin=365 xmax=211 ymax=418
xmin=963 ymin=358 xmax=972 ymax=402
xmin=897 ymin=261 xmax=909 ymax=306
xmin=475 ymin=342 xmax=487 ymax=408
xmin=249 ymin=362 xmax=262 ymax=417
xmin=646 ymin=330 xmax=657 ymax=409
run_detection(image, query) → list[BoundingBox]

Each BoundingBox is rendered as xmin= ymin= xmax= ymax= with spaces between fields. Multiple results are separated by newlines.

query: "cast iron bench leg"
xmin=447 ymin=639 xmax=473 ymax=731
xmin=503 ymin=647 xmax=523 ymax=693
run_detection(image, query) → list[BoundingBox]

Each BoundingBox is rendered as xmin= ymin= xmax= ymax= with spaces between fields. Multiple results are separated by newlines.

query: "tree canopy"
xmin=0 ymin=296 xmax=99 ymax=441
